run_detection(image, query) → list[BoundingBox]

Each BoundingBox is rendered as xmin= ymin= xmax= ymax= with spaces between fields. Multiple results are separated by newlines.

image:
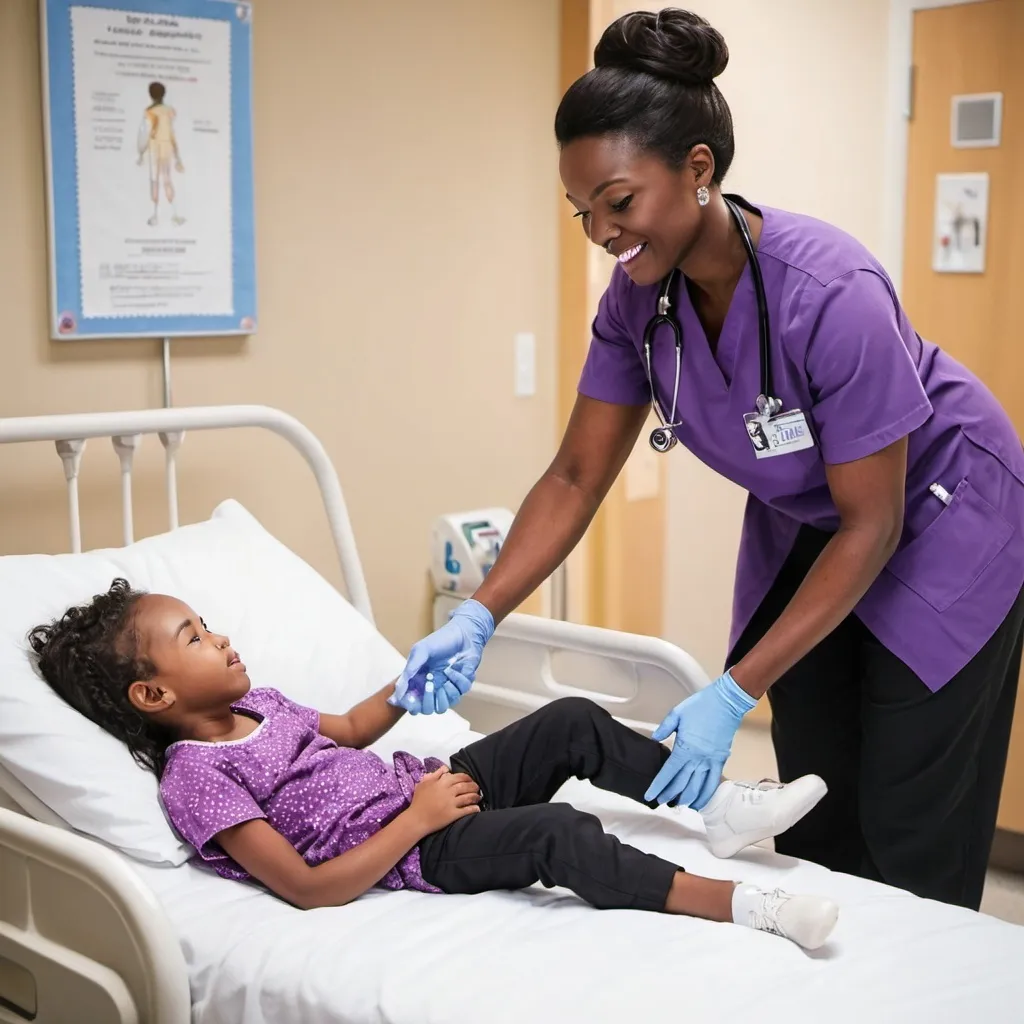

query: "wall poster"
xmin=41 ymin=0 xmax=256 ymax=339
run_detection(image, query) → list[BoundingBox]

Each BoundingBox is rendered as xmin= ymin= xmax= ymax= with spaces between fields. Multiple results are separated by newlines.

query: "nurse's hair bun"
xmin=594 ymin=8 xmax=728 ymax=87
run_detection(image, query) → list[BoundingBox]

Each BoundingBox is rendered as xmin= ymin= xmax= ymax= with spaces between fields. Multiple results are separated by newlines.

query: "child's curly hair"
xmin=28 ymin=578 xmax=174 ymax=776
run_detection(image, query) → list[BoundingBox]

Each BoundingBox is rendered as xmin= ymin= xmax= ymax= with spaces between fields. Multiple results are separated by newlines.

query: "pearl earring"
xmin=696 ymin=185 xmax=710 ymax=207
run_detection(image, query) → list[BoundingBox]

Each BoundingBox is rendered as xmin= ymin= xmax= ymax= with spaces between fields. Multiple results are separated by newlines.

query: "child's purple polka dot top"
xmin=158 ymin=687 xmax=445 ymax=892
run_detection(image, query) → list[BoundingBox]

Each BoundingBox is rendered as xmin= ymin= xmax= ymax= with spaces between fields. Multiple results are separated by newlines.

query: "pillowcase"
xmin=0 ymin=499 xmax=472 ymax=865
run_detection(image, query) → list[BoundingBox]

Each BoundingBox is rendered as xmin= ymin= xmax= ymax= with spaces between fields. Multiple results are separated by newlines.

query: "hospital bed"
xmin=0 ymin=404 xmax=1021 ymax=1024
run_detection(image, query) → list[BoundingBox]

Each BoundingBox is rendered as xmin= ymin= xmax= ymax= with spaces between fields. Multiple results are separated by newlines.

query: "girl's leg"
xmin=450 ymin=695 xmax=829 ymax=860
xmin=665 ymin=872 xmax=735 ymax=921
xmin=449 ymin=696 xmax=669 ymax=810
xmin=420 ymin=801 xmax=679 ymax=912
xmin=418 ymin=802 xmax=838 ymax=948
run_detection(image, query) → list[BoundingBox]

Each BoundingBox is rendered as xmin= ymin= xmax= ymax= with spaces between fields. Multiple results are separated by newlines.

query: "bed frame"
xmin=0 ymin=404 xmax=710 ymax=1024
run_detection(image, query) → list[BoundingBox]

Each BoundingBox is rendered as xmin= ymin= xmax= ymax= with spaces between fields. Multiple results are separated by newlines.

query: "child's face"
xmin=127 ymin=594 xmax=250 ymax=718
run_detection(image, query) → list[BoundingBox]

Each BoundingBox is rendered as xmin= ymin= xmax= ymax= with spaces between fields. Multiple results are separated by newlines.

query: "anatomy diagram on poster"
xmin=42 ymin=0 xmax=256 ymax=339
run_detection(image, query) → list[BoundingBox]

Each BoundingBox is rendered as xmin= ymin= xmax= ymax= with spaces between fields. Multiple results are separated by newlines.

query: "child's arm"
xmin=216 ymin=767 xmax=481 ymax=908
xmin=317 ymin=681 xmax=404 ymax=749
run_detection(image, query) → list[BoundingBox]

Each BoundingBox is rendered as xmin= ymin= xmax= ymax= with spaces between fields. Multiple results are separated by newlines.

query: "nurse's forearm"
xmin=470 ymin=396 xmax=649 ymax=624
xmin=472 ymin=471 xmax=599 ymax=624
xmin=730 ymin=439 xmax=908 ymax=699
xmin=730 ymin=524 xmax=899 ymax=700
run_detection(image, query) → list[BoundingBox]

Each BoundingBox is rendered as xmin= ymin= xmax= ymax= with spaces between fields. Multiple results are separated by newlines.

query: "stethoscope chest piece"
xmin=649 ymin=426 xmax=678 ymax=453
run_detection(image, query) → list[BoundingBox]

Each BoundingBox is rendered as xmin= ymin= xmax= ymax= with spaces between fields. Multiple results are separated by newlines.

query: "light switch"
xmin=514 ymin=332 xmax=536 ymax=397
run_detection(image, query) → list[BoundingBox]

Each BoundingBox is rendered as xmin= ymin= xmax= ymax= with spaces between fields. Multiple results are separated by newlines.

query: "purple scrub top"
xmin=577 ymin=199 xmax=1024 ymax=691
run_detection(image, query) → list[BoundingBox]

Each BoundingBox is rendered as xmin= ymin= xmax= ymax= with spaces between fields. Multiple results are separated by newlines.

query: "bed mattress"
xmin=129 ymin=733 xmax=1024 ymax=1024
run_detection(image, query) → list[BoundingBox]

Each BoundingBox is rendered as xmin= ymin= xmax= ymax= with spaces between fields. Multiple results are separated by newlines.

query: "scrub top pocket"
xmin=885 ymin=478 xmax=1014 ymax=613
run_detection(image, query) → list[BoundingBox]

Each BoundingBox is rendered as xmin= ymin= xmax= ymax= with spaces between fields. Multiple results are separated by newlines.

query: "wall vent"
xmin=951 ymin=93 xmax=1002 ymax=148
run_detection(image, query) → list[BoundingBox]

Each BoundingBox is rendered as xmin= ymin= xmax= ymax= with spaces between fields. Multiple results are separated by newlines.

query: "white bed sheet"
xmin=129 ymin=734 xmax=1024 ymax=1024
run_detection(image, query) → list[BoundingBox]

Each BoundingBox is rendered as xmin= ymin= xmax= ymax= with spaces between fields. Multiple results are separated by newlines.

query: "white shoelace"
xmin=748 ymin=887 xmax=789 ymax=937
xmin=733 ymin=778 xmax=784 ymax=805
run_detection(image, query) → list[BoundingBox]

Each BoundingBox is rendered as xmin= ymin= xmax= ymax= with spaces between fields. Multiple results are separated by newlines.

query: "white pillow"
xmin=0 ymin=499 xmax=472 ymax=865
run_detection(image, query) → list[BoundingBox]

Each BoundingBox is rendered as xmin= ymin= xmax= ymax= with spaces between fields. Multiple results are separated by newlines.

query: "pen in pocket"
xmin=929 ymin=482 xmax=953 ymax=507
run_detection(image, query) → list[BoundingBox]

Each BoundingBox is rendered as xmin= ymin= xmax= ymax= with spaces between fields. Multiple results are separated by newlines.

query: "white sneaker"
xmin=732 ymin=884 xmax=839 ymax=950
xmin=700 ymin=776 xmax=826 ymax=859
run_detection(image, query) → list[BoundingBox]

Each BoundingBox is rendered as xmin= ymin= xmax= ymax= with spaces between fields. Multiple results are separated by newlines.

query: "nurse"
xmin=397 ymin=8 xmax=1024 ymax=910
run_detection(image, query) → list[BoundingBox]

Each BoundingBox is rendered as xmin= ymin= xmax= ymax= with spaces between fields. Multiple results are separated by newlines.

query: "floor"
xmin=727 ymin=721 xmax=1024 ymax=927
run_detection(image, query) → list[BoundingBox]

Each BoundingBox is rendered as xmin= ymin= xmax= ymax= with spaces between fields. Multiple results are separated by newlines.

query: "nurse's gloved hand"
xmin=389 ymin=599 xmax=495 ymax=715
xmin=644 ymin=669 xmax=757 ymax=810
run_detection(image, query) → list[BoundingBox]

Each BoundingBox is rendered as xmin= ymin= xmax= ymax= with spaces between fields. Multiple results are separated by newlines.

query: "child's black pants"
xmin=418 ymin=697 xmax=681 ymax=911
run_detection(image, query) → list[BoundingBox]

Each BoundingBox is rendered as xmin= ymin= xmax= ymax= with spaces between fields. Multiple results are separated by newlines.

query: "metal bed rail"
xmin=0 ymin=404 xmax=374 ymax=624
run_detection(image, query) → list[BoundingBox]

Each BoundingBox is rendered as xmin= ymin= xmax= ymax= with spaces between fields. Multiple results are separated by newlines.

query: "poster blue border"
xmin=41 ymin=0 xmax=257 ymax=340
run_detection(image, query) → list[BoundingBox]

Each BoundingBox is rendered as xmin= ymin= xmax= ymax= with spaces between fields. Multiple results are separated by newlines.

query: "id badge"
xmin=743 ymin=409 xmax=816 ymax=460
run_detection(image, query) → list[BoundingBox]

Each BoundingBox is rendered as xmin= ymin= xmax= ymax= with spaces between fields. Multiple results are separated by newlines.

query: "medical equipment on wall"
xmin=430 ymin=508 xmax=514 ymax=597
xmin=643 ymin=196 xmax=783 ymax=454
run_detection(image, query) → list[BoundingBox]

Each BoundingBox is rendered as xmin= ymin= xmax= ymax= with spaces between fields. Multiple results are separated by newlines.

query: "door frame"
xmin=882 ymin=0 xmax=992 ymax=292
xmin=557 ymin=0 xmax=603 ymax=627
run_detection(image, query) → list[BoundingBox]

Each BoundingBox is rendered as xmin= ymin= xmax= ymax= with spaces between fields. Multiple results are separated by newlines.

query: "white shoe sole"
xmin=707 ymin=775 xmax=827 ymax=859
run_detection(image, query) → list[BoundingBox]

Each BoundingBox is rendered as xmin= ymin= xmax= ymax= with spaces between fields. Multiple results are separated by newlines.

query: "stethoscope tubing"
xmin=641 ymin=196 xmax=781 ymax=452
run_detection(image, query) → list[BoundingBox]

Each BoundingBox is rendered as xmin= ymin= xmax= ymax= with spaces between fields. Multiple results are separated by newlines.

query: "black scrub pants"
xmin=729 ymin=524 xmax=1024 ymax=910
xmin=418 ymin=697 xmax=680 ymax=910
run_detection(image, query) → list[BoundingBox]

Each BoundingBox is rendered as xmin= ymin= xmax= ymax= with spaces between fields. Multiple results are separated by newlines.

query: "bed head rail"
xmin=0 ymin=404 xmax=374 ymax=624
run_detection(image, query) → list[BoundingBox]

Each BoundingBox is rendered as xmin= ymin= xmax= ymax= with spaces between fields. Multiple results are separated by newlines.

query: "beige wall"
xmin=590 ymin=1 xmax=892 ymax=677
xmin=0 ymin=0 xmax=559 ymax=654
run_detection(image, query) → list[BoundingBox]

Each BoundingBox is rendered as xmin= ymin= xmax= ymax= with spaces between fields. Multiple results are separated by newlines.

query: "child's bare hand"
xmin=408 ymin=767 xmax=481 ymax=835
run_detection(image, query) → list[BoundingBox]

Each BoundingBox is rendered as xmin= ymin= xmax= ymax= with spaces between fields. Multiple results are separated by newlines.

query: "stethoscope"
xmin=643 ymin=196 xmax=782 ymax=453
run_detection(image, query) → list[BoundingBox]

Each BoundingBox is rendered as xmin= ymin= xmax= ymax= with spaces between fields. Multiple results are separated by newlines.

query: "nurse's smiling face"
xmin=560 ymin=135 xmax=714 ymax=288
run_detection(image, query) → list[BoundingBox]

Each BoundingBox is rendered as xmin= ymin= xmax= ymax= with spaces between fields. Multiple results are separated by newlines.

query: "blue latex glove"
xmin=644 ymin=669 xmax=757 ymax=810
xmin=389 ymin=599 xmax=495 ymax=715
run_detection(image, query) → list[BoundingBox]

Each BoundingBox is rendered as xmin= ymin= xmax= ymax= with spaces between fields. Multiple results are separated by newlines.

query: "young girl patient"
xmin=29 ymin=579 xmax=838 ymax=950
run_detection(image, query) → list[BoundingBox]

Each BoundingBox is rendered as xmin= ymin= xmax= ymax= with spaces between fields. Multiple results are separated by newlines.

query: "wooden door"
xmin=902 ymin=0 xmax=1024 ymax=832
